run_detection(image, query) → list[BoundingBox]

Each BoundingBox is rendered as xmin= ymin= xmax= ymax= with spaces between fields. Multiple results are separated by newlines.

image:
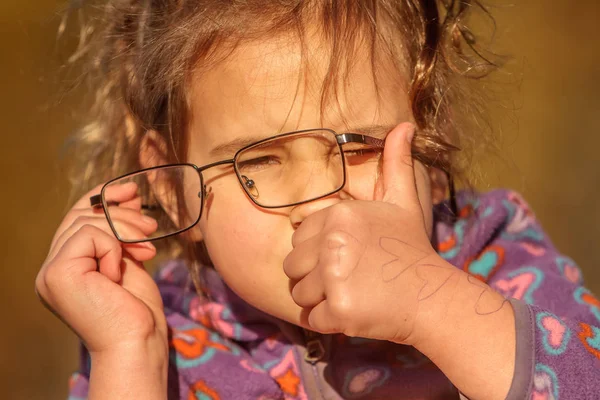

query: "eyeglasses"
xmin=90 ymin=128 xmax=457 ymax=243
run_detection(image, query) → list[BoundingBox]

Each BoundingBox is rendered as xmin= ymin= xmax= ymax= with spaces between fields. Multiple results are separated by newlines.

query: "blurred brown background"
xmin=1 ymin=1 xmax=599 ymax=399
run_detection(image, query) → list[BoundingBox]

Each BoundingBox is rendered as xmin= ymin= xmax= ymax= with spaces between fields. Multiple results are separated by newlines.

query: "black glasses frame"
xmin=91 ymin=128 xmax=457 ymax=243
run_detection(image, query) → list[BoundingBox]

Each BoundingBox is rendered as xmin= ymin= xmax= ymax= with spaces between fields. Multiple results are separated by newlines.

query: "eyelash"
xmin=343 ymin=148 xmax=381 ymax=157
xmin=236 ymin=146 xmax=381 ymax=172
xmin=237 ymin=155 xmax=280 ymax=171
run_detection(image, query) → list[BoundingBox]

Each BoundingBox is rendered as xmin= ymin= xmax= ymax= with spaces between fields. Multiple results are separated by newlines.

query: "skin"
xmin=36 ymin=31 xmax=516 ymax=400
xmin=36 ymin=184 xmax=168 ymax=399
xmin=184 ymin=35 xmax=438 ymax=332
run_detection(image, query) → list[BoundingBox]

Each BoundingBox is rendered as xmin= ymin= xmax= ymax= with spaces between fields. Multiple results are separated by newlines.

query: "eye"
xmin=236 ymin=155 xmax=281 ymax=172
xmin=344 ymin=148 xmax=380 ymax=157
xmin=343 ymin=147 xmax=382 ymax=165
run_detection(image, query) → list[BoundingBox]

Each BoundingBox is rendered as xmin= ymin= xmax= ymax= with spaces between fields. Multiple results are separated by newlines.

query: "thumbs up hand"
xmin=283 ymin=122 xmax=465 ymax=344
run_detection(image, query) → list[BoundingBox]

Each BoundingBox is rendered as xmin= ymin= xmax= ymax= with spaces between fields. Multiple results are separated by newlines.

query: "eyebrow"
xmin=208 ymin=124 xmax=396 ymax=158
xmin=209 ymin=136 xmax=266 ymax=158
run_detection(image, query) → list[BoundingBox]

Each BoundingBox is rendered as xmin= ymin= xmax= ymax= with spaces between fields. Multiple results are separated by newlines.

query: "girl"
xmin=37 ymin=1 xmax=600 ymax=399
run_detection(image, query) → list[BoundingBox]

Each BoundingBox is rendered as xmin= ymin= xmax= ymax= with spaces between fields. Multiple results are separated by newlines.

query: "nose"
xmin=289 ymin=189 xmax=353 ymax=229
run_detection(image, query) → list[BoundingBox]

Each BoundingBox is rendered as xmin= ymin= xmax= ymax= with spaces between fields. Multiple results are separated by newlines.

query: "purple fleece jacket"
xmin=68 ymin=190 xmax=600 ymax=399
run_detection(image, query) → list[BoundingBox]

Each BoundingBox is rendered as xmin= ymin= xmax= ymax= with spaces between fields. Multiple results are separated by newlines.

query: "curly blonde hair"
xmin=61 ymin=0 xmax=498 ymax=269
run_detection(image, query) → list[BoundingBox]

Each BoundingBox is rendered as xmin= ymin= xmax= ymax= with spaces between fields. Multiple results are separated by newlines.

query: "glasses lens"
xmin=102 ymin=165 xmax=201 ymax=242
xmin=235 ymin=130 xmax=344 ymax=207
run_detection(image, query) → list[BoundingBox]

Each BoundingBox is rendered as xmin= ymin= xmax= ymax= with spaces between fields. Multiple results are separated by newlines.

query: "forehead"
xmin=186 ymin=31 xmax=412 ymax=160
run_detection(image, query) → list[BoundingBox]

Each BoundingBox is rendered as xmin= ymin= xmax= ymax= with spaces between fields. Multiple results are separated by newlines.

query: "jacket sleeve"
xmin=458 ymin=190 xmax=600 ymax=399
xmin=491 ymin=257 xmax=600 ymax=399
xmin=67 ymin=343 xmax=90 ymax=400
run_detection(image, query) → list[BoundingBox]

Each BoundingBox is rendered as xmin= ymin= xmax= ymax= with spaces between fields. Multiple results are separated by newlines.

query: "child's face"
xmin=184 ymin=33 xmax=437 ymax=328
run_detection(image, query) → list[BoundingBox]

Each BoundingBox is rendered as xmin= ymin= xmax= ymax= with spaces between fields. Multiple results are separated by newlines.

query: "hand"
xmin=283 ymin=122 xmax=462 ymax=344
xmin=35 ymin=182 xmax=168 ymax=357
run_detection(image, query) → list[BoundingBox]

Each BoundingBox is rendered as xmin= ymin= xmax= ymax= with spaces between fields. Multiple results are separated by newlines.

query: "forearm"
xmin=412 ymin=267 xmax=516 ymax=400
xmin=88 ymin=341 xmax=168 ymax=400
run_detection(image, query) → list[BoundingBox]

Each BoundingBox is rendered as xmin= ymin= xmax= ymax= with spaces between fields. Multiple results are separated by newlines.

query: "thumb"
xmin=375 ymin=122 xmax=419 ymax=207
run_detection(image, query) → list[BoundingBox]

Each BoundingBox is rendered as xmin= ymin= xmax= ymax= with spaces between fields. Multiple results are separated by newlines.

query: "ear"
xmin=139 ymin=130 xmax=169 ymax=169
xmin=428 ymin=167 xmax=449 ymax=206
xmin=140 ymin=131 xmax=204 ymax=242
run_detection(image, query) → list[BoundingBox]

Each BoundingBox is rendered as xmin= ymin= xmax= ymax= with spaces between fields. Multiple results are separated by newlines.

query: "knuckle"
xmin=323 ymin=229 xmax=352 ymax=248
xmin=39 ymin=262 xmax=63 ymax=293
xmin=73 ymin=215 xmax=94 ymax=228
xmin=77 ymin=223 xmax=100 ymax=236
xmin=34 ymin=271 xmax=48 ymax=299
xmin=291 ymin=229 xmax=305 ymax=248
xmin=290 ymin=282 xmax=304 ymax=304
xmin=328 ymin=202 xmax=356 ymax=222
xmin=282 ymin=254 xmax=294 ymax=278
xmin=290 ymin=234 xmax=299 ymax=249
xmin=322 ymin=263 xmax=346 ymax=281
xmin=75 ymin=223 xmax=118 ymax=245
xmin=328 ymin=295 xmax=353 ymax=320
xmin=320 ymin=231 xmax=356 ymax=281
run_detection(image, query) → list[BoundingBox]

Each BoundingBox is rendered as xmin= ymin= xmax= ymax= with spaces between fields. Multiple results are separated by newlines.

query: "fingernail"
xmin=406 ymin=125 xmax=416 ymax=144
xmin=141 ymin=215 xmax=156 ymax=224
xmin=143 ymin=241 xmax=156 ymax=251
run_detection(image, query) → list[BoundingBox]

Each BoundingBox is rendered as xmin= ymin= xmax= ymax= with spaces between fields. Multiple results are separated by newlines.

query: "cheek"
xmin=201 ymin=189 xmax=264 ymax=254
xmin=197 ymin=186 xmax=301 ymax=322
xmin=198 ymin=182 xmax=292 ymax=276
xmin=344 ymin=161 xmax=380 ymax=200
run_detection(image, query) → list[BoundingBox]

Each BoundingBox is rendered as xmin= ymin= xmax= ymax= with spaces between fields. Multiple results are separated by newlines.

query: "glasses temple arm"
xmin=90 ymin=194 xmax=103 ymax=208
xmin=336 ymin=133 xmax=384 ymax=148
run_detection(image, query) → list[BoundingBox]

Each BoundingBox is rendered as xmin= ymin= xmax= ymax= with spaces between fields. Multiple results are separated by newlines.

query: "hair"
xmin=59 ymin=0 xmax=499 ymax=273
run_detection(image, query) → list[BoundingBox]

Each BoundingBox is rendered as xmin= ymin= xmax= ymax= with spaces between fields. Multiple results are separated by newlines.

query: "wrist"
xmin=394 ymin=256 xmax=465 ymax=347
xmin=411 ymin=269 xmax=514 ymax=353
xmin=412 ymin=270 xmax=516 ymax=400
xmin=89 ymin=339 xmax=169 ymax=400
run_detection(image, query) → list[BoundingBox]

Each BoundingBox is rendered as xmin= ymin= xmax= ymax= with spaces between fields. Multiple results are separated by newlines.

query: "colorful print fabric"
xmin=68 ymin=190 xmax=600 ymax=399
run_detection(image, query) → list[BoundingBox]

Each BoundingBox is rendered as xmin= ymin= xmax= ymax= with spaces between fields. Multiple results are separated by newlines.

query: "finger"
xmin=57 ymin=206 xmax=158 ymax=241
xmin=102 ymin=206 xmax=159 ymax=236
xmin=73 ymin=184 xmax=105 ymax=209
xmin=74 ymin=182 xmax=139 ymax=209
xmin=50 ymin=207 xmax=157 ymax=255
xmin=48 ymin=216 xmax=155 ymax=262
xmin=50 ymin=225 xmax=155 ymax=265
xmin=37 ymin=226 xmax=122 ymax=313
xmin=121 ymin=241 xmax=157 ymax=263
xmin=38 ymin=226 xmax=129 ymax=333
xmin=290 ymin=268 xmax=326 ymax=308
xmin=283 ymin=237 xmax=320 ymax=280
xmin=53 ymin=225 xmax=123 ymax=283
xmin=306 ymin=301 xmax=340 ymax=334
xmin=286 ymin=227 xmax=364 ymax=281
xmin=51 ymin=183 xmax=106 ymax=240
xmin=291 ymin=207 xmax=327 ymax=248
xmin=118 ymin=252 xmax=164 ymax=314
xmin=375 ymin=122 xmax=419 ymax=207
xmin=117 ymin=194 xmax=143 ymax=211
